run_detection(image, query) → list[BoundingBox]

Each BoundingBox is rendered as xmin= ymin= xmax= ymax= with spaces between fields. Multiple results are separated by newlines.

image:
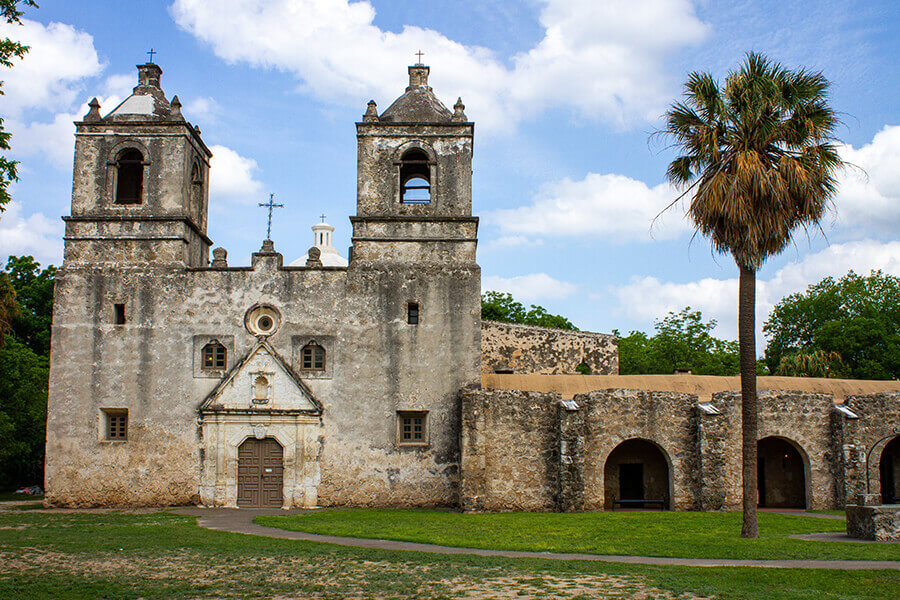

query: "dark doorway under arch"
xmin=757 ymin=437 xmax=806 ymax=508
xmin=604 ymin=439 xmax=670 ymax=509
xmin=880 ymin=436 xmax=900 ymax=504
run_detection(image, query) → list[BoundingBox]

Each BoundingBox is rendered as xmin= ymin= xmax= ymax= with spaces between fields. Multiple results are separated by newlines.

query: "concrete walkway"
xmin=171 ymin=507 xmax=900 ymax=570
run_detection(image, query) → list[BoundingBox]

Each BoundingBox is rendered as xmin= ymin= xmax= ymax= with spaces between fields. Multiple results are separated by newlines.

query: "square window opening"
xmin=398 ymin=411 xmax=428 ymax=447
xmin=407 ymin=302 xmax=419 ymax=325
xmin=102 ymin=409 xmax=128 ymax=441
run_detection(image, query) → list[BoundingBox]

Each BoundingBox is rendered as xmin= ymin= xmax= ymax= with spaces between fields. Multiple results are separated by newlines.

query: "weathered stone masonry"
xmin=481 ymin=320 xmax=617 ymax=375
xmin=461 ymin=388 xmax=900 ymax=511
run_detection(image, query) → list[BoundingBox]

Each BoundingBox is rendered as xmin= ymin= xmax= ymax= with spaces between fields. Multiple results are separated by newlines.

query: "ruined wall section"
xmin=843 ymin=392 xmax=900 ymax=503
xmin=579 ymin=390 xmax=698 ymax=510
xmin=460 ymin=389 xmax=560 ymax=511
xmin=707 ymin=391 xmax=839 ymax=510
xmin=481 ymin=321 xmax=617 ymax=376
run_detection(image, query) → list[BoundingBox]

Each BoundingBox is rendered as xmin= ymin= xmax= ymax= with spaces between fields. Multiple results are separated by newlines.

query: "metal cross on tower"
xmin=147 ymin=48 xmax=156 ymax=63
xmin=259 ymin=193 xmax=284 ymax=241
xmin=415 ymin=50 xmax=424 ymax=64
xmin=320 ymin=214 xmax=327 ymax=223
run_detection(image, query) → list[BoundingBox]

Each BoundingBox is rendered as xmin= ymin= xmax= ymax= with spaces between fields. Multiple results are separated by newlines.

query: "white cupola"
xmin=289 ymin=220 xmax=348 ymax=267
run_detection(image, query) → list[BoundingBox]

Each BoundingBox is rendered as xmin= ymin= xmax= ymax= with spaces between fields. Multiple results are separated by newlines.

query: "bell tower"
xmin=351 ymin=62 xmax=477 ymax=265
xmin=64 ymin=61 xmax=213 ymax=267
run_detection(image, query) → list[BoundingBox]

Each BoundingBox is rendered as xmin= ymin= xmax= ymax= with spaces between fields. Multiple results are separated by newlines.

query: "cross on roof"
xmin=415 ymin=50 xmax=424 ymax=64
xmin=147 ymin=48 xmax=156 ymax=63
xmin=320 ymin=214 xmax=327 ymax=223
xmin=258 ymin=193 xmax=284 ymax=241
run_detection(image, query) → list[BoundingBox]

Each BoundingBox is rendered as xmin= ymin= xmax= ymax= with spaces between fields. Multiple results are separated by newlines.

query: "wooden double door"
xmin=237 ymin=438 xmax=284 ymax=508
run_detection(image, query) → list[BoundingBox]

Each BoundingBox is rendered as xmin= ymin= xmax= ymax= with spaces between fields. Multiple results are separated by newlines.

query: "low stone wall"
xmin=846 ymin=497 xmax=900 ymax=541
xmin=459 ymin=387 xmax=896 ymax=512
xmin=481 ymin=321 xmax=617 ymax=376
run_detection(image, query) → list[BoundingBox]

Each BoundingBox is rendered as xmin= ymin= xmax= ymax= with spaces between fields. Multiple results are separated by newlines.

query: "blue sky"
xmin=1 ymin=0 xmax=899 ymax=350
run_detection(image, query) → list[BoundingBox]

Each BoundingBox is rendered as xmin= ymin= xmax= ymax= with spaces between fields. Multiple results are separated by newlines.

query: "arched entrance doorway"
xmin=604 ymin=439 xmax=670 ymax=509
xmin=237 ymin=437 xmax=284 ymax=508
xmin=757 ymin=437 xmax=807 ymax=508
xmin=880 ymin=436 xmax=900 ymax=504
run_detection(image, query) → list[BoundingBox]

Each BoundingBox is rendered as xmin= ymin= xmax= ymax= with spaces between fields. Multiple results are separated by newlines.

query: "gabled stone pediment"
xmin=200 ymin=339 xmax=322 ymax=415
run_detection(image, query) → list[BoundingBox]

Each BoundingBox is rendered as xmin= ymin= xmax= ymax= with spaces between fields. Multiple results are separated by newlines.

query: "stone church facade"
xmin=45 ymin=61 xmax=900 ymax=511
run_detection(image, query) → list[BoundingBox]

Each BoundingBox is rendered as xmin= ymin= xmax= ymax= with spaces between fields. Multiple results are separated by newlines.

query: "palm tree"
xmin=662 ymin=53 xmax=844 ymax=537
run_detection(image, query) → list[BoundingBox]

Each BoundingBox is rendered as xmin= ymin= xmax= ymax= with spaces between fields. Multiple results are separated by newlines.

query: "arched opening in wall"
xmin=603 ymin=439 xmax=670 ymax=510
xmin=115 ymin=149 xmax=144 ymax=204
xmin=237 ymin=437 xmax=283 ymax=508
xmin=879 ymin=436 xmax=900 ymax=504
xmin=757 ymin=436 xmax=807 ymax=508
xmin=399 ymin=149 xmax=431 ymax=203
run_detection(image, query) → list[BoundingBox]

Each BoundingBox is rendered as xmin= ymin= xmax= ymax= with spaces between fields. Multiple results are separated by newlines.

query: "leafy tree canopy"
xmin=0 ymin=334 xmax=47 ymax=488
xmin=0 ymin=0 xmax=38 ymax=211
xmin=4 ymin=255 xmax=55 ymax=356
xmin=481 ymin=291 xmax=577 ymax=331
xmin=614 ymin=307 xmax=739 ymax=376
xmin=0 ymin=254 xmax=52 ymax=489
xmin=763 ymin=270 xmax=900 ymax=380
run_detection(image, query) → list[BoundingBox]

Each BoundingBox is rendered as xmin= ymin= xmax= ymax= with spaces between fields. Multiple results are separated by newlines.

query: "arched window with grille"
xmin=399 ymin=148 xmax=431 ymax=203
xmin=201 ymin=340 xmax=227 ymax=371
xmin=114 ymin=149 xmax=145 ymax=205
xmin=301 ymin=342 xmax=326 ymax=371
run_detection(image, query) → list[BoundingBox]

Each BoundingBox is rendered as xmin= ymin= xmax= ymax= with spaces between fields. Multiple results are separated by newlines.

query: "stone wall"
xmin=579 ymin=390 xmax=698 ymax=511
xmin=460 ymin=388 xmax=560 ymax=511
xmin=45 ymin=253 xmax=481 ymax=508
xmin=459 ymin=387 xmax=892 ymax=512
xmin=481 ymin=321 xmax=617 ymax=376
xmin=841 ymin=392 xmax=900 ymax=504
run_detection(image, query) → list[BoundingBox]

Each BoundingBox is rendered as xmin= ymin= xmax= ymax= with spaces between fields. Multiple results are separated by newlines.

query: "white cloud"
xmin=484 ymin=235 xmax=544 ymax=250
xmin=486 ymin=172 xmax=689 ymax=242
xmin=612 ymin=240 xmax=900 ymax=344
xmin=0 ymin=201 xmax=63 ymax=266
xmin=833 ymin=125 xmax=900 ymax=237
xmin=184 ymin=96 xmax=221 ymax=122
xmin=208 ymin=145 xmax=264 ymax=203
xmin=0 ymin=19 xmax=102 ymax=116
xmin=9 ymin=82 xmax=131 ymax=169
xmin=483 ymin=272 xmax=577 ymax=302
xmin=170 ymin=0 xmax=708 ymax=132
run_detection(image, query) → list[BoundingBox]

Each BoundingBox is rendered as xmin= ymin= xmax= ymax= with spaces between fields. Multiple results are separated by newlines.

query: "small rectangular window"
xmin=397 ymin=411 xmax=428 ymax=446
xmin=103 ymin=409 xmax=128 ymax=441
xmin=114 ymin=303 xmax=126 ymax=325
xmin=407 ymin=302 xmax=419 ymax=325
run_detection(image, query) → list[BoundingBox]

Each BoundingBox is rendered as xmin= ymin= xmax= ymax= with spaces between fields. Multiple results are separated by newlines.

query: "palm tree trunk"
xmin=739 ymin=263 xmax=759 ymax=538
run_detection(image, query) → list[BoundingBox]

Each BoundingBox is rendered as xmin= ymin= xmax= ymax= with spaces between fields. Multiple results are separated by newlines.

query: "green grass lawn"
xmin=0 ymin=491 xmax=44 ymax=501
xmin=0 ymin=510 xmax=896 ymax=600
xmin=256 ymin=509 xmax=900 ymax=561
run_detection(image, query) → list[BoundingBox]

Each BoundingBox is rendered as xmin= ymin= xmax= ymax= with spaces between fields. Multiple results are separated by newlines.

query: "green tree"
xmin=764 ymin=270 xmax=900 ymax=380
xmin=481 ymin=291 xmax=577 ymax=330
xmin=5 ymin=255 xmax=55 ymax=356
xmin=0 ymin=0 xmax=38 ymax=212
xmin=775 ymin=348 xmax=845 ymax=378
xmin=615 ymin=308 xmax=739 ymax=376
xmin=0 ymin=334 xmax=48 ymax=488
xmin=0 ymin=255 xmax=53 ymax=489
xmin=662 ymin=53 xmax=845 ymax=537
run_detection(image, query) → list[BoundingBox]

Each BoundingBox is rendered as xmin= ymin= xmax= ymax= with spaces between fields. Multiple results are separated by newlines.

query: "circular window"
xmin=245 ymin=304 xmax=281 ymax=336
